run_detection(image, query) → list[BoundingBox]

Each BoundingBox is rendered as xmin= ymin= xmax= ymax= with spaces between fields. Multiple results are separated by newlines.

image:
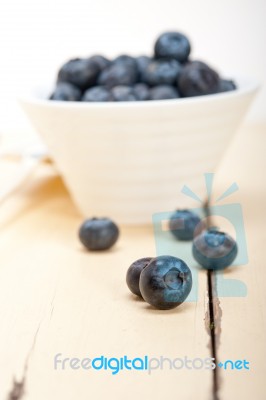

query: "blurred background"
xmin=0 ymin=0 xmax=265 ymax=136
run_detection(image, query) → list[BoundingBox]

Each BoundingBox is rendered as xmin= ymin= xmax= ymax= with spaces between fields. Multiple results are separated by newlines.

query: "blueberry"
xmin=82 ymin=86 xmax=113 ymax=102
xmin=136 ymin=55 xmax=152 ymax=76
xmin=50 ymin=82 xmax=82 ymax=101
xmin=192 ymin=228 xmax=238 ymax=270
xmin=113 ymin=55 xmax=137 ymax=70
xmin=149 ymin=85 xmax=179 ymax=100
xmin=169 ymin=209 xmax=203 ymax=240
xmin=142 ymin=59 xmax=182 ymax=86
xmin=79 ymin=217 xmax=119 ymax=251
xmin=177 ymin=61 xmax=220 ymax=97
xmin=139 ymin=256 xmax=192 ymax=310
xmin=111 ymin=85 xmax=138 ymax=101
xmin=98 ymin=63 xmax=138 ymax=88
xmin=217 ymin=79 xmax=237 ymax=93
xmin=126 ymin=257 xmax=153 ymax=297
xmin=57 ymin=58 xmax=100 ymax=90
xmin=155 ymin=32 xmax=191 ymax=63
xmin=133 ymin=83 xmax=150 ymax=101
xmin=89 ymin=55 xmax=111 ymax=71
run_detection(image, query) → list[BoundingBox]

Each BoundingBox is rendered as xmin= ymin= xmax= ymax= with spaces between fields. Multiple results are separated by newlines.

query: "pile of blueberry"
xmin=126 ymin=209 xmax=238 ymax=310
xmin=50 ymin=31 xmax=236 ymax=102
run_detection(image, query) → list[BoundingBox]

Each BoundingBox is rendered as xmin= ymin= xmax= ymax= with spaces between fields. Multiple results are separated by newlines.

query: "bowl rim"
xmin=18 ymin=76 xmax=260 ymax=109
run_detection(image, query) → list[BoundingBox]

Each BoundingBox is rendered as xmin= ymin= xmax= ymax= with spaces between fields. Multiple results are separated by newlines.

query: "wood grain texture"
xmin=210 ymin=124 xmax=266 ymax=399
xmin=0 ymin=164 xmax=211 ymax=400
xmin=0 ymin=124 xmax=265 ymax=400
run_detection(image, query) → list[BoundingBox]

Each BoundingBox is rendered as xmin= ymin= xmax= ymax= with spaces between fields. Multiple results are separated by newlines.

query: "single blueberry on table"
xmin=126 ymin=257 xmax=153 ymax=297
xmin=154 ymin=32 xmax=191 ymax=63
xmin=98 ymin=63 xmax=138 ymax=88
xmin=111 ymin=85 xmax=138 ymax=101
xmin=139 ymin=255 xmax=192 ymax=310
xmin=82 ymin=86 xmax=113 ymax=102
xmin=177 ymin=61 xmax=220 ymax=97
xmin=169 ymin=209 xmax=203 ymax=241
xmin=133 ymin=83 xmax=150 ymax=101
xmin=149 ymin=85 xmax=179 ymax=100
xmin=142 ymin=59 xmax=182 ymax=86
xmin=57 ymin=58 xmax=100 ymax=90
xmin=88 ymin=55 xmax=111 ymax=71
xmin=217 ymin=79 xmax=237 ymax=93
xmin=50 ymin=82 xmax=82 ymax=101
xmin=192 ymin=228 xmax=238 ymax=270
xmin=79 ymin=217 xmax=119 ymax=251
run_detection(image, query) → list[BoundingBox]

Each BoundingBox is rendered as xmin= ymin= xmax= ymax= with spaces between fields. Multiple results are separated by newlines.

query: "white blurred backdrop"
xmin=0 ymin=0 xmax=265 ymax=134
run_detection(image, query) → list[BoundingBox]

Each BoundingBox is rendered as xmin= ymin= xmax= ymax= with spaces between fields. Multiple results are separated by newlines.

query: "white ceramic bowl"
xmin=20 ymin=77 xmax=258 ymax=224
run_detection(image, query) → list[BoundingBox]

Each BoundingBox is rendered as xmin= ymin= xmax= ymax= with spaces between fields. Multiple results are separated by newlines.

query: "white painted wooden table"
xmin=0 ymin=124 xmax=265 ymax=400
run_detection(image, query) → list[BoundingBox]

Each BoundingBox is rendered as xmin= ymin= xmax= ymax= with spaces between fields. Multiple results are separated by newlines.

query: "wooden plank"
xmin=0 ymin=163 xmax=212 ymax=399
xmin=209 ymin=124 xmax=266 ymax=399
